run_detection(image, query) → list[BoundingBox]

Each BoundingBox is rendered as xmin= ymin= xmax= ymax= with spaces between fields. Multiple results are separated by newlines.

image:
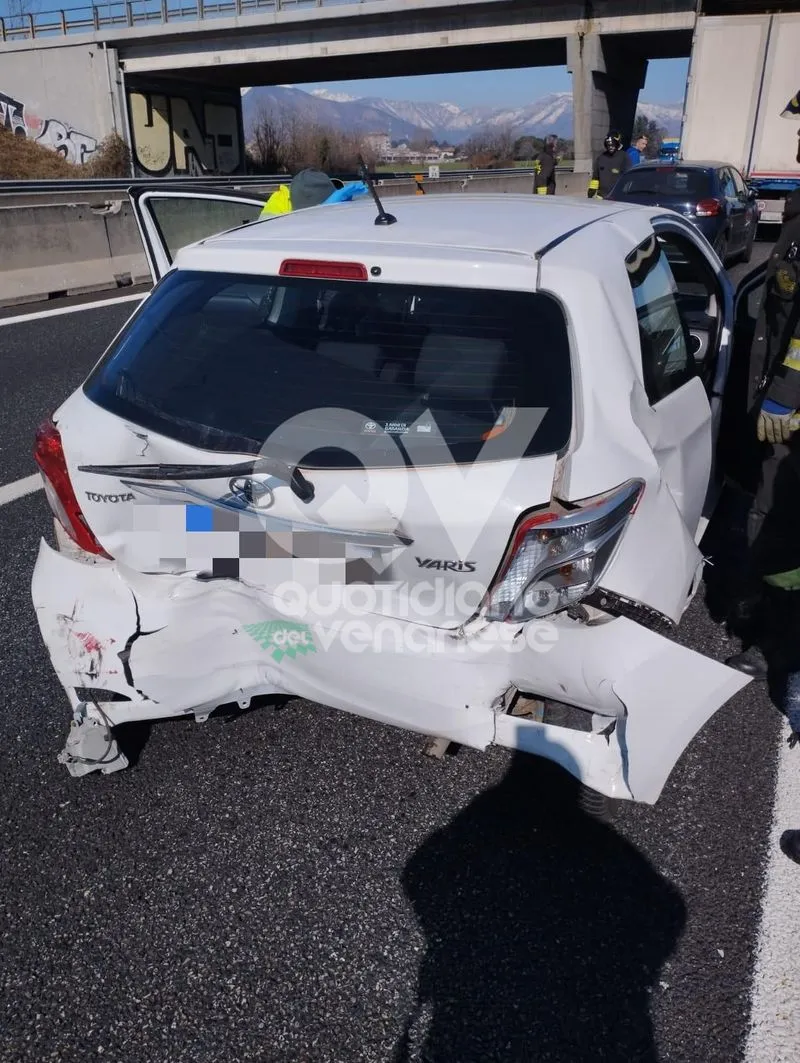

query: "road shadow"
xmin=113 ymin=720 xmax=153 ymax=769
xmin=113 ymin=695 xmax=293 ymax=767
xmin=700 ymin=483 xmax=753 ymax=626
xmin=394 ymin=742 xmax=686 ymax=1063
xmin=706 ymin=445 xmax=800 ymax=729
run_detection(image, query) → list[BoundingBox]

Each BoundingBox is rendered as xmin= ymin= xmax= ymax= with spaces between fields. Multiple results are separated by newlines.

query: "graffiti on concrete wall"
xmin=0 ymin=88 xmax=98 ymax=165
xmin=128 ymin=90 xmax=242 ymax=176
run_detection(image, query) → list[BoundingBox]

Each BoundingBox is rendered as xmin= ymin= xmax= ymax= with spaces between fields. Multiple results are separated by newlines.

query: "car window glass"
xmin=615 ymin=167 xmax=713 ymax=198
xmin=626 ymin=236 xmax=694 ymax=405
xmin=720 ymin=169 xmax=737 ymax=199
xmin=731 ymin=168 xmax=747 ymax=197
xmin=657 ymin=230 xmax=725 ymax=393
xmin=144 ymin=197 xmax=264 ymax=264
xmin=84 ymin=271 xmax=573 ymax=467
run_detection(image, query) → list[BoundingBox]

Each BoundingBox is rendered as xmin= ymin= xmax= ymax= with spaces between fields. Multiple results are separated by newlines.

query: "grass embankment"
xmin=0 ymin=128 xmax=131 ymax=179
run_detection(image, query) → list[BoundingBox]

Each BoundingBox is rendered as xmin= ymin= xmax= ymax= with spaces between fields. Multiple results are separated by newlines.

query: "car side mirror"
xmin=747 ymin=187 xmax=758 ymax=201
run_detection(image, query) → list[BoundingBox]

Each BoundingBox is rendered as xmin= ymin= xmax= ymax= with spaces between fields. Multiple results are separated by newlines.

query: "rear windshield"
xmin=84 ymin=270 xmax=572 ymax=468
xmin=616 ymin=167 xmax=713 ymax=199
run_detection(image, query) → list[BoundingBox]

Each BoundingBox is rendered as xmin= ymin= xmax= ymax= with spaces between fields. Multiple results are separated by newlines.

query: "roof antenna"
xmin=358 ymin=154 xmax=397 ymax=226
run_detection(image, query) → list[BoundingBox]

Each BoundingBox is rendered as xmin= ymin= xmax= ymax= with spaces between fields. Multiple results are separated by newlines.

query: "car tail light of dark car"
xmin=696 ymin=198 xmax=723 ymax=217
xmin=34 ymin=419 xmax=110 ymax=557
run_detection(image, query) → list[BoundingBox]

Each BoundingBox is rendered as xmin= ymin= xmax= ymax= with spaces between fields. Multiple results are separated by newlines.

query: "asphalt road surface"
xmin=1 ymin=241 xmax=797 ymax=1063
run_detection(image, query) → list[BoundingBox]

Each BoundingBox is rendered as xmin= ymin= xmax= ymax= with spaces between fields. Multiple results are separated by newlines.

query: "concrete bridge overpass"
xmin=0 ymin=0 xmax=794 ymax=178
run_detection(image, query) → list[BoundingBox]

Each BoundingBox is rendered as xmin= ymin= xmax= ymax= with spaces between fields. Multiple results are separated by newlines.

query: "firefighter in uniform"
xmin=733 ymin=189 xmax=800 ymax=869
xmin=532 ymin=135 xmax=558 ymax=195
xmin=726 ymin=189 xmax=800 ymax=685
xmin=587 ymin=131 xmax=632 ymax=199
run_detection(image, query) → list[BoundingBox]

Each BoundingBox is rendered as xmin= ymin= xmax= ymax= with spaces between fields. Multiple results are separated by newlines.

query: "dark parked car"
xmin=606 ymin=161 xmax=759 ymax=265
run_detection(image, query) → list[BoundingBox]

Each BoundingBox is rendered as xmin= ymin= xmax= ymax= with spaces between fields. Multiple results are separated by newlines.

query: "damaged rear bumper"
xmin=31 ymin=539 xmax=750 ymax=803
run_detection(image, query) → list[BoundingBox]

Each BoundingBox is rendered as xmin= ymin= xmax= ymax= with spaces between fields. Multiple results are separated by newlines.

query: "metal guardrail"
xmin=1 ymin=0 xmax=376 ymax=42
xmin=0 ymin=168 xmax=542 ymax=195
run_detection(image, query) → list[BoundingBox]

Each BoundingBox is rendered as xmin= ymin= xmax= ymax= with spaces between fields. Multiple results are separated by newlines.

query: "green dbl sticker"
xmin=244 ymin=621 xmax=317 ymax=662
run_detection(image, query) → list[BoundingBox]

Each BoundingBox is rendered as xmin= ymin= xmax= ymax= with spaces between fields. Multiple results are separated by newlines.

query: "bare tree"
xmin=463 ymin=126 xmax=515 ymax=169
xmin=250 ymin=106 xmax=287 ymax=173
xmin=248 ymin=108 xmax=378 ymax=176
xmin=408 ymin=134 xmax=434 ymax=154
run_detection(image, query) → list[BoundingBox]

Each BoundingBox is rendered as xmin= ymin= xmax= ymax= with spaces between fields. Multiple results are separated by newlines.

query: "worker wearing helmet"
xmin=587 ymin=131 xmax=631 ymax=199
xmin=532 ymin=135 xmax=558 ymax=195
xmin=260 ymin=168 xmax=367 ymax=218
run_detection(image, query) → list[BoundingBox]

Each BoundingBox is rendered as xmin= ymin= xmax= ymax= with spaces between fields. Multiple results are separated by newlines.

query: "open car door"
xmin=128 ymin=185 xmax=268 ymax=282
xmin=717 ymin=261 xmax=768 ymax=496
xmin=649 ymin=220 xmax=736 ymax=540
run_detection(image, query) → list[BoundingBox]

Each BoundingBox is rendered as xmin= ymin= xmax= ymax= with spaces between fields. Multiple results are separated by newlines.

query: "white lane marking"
xmin=745 ymin=720 xmax=800 ymax=1062
xmin=0 ymin=473 xmax=43 ymax=507
xmin=0 ymin=291 xmax=145 ymax=328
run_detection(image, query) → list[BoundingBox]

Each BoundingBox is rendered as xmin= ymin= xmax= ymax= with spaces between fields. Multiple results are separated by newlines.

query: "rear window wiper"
xmin=78 ymin=456 xmax=315 ymax=503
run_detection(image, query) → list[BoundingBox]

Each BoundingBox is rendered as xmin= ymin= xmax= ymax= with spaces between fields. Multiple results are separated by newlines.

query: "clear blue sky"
xmin=296 ymin=58 xmax=688 ymax=108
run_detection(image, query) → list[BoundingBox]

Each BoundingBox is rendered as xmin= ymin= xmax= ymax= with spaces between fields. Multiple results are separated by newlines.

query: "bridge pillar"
xmin=568 ymin=31 xmax=648 ymax=174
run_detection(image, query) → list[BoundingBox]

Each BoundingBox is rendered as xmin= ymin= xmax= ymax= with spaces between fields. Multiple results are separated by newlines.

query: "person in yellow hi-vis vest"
xmin=260 ymin=183 xmax=292 ymax=216
xmin=532 ymin=135 xmax=558 ymax=195
xmin=259 ymin=169 xmax=365 ymax=218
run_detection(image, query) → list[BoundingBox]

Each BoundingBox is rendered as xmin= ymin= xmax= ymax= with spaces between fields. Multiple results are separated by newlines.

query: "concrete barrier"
xmin=0 ymin=171 xmax=590 ymax=307
xmin=0 ymin=200 xmax=150 ymax=308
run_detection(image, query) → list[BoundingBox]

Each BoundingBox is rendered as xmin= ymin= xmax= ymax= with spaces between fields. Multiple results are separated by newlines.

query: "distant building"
xmin=362 ymin=132 xmax=392 ymax=158
xmin=380 ymin=142 xmax=461 ymax=164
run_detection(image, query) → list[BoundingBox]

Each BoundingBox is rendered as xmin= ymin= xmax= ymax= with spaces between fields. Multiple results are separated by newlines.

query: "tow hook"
xmin=58 ymin=703 xmax=129 ymax=778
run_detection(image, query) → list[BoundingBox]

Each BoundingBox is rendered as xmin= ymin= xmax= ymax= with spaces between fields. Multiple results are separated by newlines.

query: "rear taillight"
xmin=696 ymin=198 xmax=722 ymax=217
xmin=484 ymin=480 xmax=643 ymax=623
xmin=34 ymin=419 xmax=110 ymax=557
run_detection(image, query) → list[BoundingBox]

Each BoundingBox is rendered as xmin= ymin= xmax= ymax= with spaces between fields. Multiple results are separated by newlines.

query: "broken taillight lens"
xmin=484 ymin=479 xmax=644 ymax=622
xmin=34 ymin=419 xmax=110 ymax=557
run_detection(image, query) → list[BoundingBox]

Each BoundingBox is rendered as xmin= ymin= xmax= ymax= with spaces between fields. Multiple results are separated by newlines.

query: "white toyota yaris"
xmin=31 ymin=187 xmax=756 ymax=803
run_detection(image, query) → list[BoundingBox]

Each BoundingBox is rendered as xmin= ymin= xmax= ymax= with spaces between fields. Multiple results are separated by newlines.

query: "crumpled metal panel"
xmin=32 ymin=540 xmax=750 ymax=801
xmin=505 ymin=613 xmax=751 ymax=803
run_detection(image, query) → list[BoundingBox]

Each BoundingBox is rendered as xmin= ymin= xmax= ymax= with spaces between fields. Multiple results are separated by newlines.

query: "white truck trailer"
xmin=680 ymin=12 xmax=800 ymax=228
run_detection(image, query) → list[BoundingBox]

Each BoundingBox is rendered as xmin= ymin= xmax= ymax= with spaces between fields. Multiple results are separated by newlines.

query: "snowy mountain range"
xmin=241 ymin=85 xmax=683 ymax=143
